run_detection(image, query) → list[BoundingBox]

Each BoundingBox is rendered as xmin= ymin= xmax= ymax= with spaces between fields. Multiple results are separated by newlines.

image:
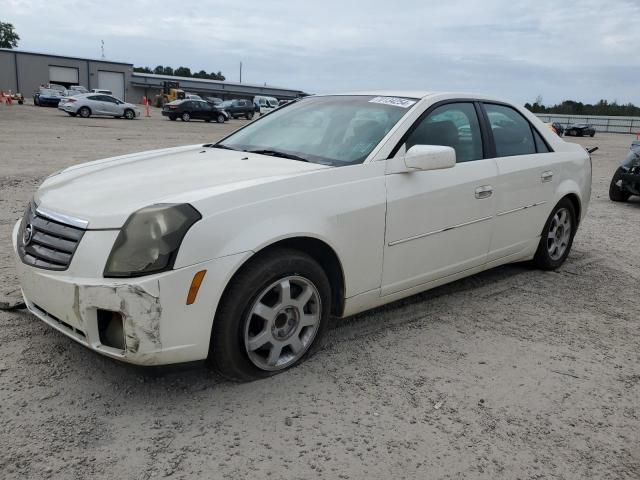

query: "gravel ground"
xmin=0 ymin=103 xmax=639 ymax=480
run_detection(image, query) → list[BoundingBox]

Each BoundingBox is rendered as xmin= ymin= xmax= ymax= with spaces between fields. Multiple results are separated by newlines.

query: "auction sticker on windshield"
xmin=368 ymin=97 xmax=417 ymax=108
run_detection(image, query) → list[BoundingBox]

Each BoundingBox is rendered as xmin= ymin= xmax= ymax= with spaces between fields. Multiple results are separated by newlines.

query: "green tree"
xmin=133 ymin=66 xmax=152 ymax=73
xmin=174 ymin=66 xmax=192 ymax=77
xmin=0 ymin=21 xmax=20 ymax=49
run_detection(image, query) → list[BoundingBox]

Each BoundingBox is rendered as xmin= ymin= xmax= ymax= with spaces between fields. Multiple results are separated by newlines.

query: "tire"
xmin=246 ymin=111 xmax=254 ymax=120
xmin=66 ymin=112 xmax=77 ymax=117
xmin=205 ymin=119 xmax=211 ymax=123
xmin=181 ymin=112 xmax=190 ymax=122
xmin=216 ymin=113 xmax=225 ymax=123
xmin=34 ymin=96 xmax=40 ymax=106
xmin=609 ymin=167 xmax=632 ymax=202
xmin=78 ymin=107 xmax=91 ymax=118
xmin=208 ymin=248 xmax=331 ymax=381
xmin=590 ymin=132 xmax=595 ymax=137
xmin=169 ymin=115 xmax=176 ymax=121
xmin=533 ymin=198 xmax=577 ymax=270
xmin=124 ymin=109 xmax=135 ymax=120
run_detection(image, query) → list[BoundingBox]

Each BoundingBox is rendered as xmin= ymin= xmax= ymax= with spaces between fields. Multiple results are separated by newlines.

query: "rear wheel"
xmin=533 ymin=198 xmax=576 ymax=270
xmin=78 ymin=107 xmax=91 ymax=118
xmin=246 ymin=111 xmax=254 ymax=120
xmin=590 ymin=132 xmax=595 ymax=137
xmin=208 ymin=248 xmax=331 ymax=381
xmin=169 ymin=115 xmax=176 ymax=121
xmin=181 ymin=112 xmax=191 ymax=122
xmin=609 ymin=167 xmax=632 ymax=202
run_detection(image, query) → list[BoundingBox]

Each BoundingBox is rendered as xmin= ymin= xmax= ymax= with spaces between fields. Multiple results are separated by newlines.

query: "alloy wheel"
xmin=244 ymin=276 xmax=322 ymax=371
xmin=547 ymin=208 xmax=572 ymax=261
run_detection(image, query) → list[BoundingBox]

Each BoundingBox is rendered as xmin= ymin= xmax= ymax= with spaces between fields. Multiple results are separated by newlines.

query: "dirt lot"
xmin=0 ymin=104 xmax=639 ymax=479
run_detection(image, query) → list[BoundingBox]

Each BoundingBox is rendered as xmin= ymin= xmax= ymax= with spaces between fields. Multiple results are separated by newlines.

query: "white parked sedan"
xmin=13 ymin=92 xmax=591 ymax=380
xmin=59 ymin=93 xmax=140 ymax=119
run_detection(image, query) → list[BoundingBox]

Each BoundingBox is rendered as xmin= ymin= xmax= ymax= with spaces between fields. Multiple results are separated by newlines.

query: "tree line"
xmin=525 ymin=98 xmax=640 ymax=117
xmin=133 ymin=65 xmax=226 ymax=81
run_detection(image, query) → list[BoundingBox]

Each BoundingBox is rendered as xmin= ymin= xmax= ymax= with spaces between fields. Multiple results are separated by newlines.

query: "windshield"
xmin=220 ymin=101 xmax=233 ymax=107
xmin=216 ymin=95 xmax=417 ymax=166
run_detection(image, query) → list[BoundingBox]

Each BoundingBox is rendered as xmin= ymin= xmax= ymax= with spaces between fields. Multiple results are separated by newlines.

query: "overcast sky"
xmin=4 ymin=0 xmax=639 ymax=105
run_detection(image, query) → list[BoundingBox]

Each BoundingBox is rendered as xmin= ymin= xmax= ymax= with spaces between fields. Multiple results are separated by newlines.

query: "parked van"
xmin=253 ymin=95 xmax=279 ymax=115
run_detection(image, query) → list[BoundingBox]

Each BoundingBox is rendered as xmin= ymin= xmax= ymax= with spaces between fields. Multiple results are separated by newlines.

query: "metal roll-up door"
xmin=98 ymin=71 xmax=125 ymax=100
xmin=49 ymin=66 xmax=79 ymax=85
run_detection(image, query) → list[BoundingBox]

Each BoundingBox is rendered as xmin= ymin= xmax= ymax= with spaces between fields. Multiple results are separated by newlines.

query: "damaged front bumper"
xmin=12 ymin=221 xmax=247 ymax=366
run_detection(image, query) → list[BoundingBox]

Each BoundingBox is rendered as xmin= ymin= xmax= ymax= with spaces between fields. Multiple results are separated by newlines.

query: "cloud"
xmin=4 ymin=0 xmax=639 ymax=104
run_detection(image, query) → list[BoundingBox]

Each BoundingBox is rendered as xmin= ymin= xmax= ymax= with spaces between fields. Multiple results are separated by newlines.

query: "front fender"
xmin=174 ymin=163 xmax=388 ymax=298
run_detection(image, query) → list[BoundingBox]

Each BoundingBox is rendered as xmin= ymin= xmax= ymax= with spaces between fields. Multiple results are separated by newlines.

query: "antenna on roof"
xmin=101 ymin=40 xmax=105 ymax=59
xmin=239 ymin=61 xmax=242 ymax=83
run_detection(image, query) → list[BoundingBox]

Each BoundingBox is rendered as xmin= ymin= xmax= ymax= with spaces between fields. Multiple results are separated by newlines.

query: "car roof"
xmin=310 ymin=91 xmax=504 ymax=102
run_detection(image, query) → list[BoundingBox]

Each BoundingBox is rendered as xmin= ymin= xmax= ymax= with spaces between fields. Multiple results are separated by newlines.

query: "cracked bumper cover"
xmin=12 ymin=221 xmax=248 ymax=366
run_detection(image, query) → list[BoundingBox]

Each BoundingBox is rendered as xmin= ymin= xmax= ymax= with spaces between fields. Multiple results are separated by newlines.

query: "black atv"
xmin=609 ymin=141 xmax=640 ymax=202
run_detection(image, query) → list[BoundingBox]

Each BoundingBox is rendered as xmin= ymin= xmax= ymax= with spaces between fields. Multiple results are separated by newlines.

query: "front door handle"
xmin=475 ymin=185 xmax=493 ymax=199
xmin=541 ymin=171 xmax=554 ymax=182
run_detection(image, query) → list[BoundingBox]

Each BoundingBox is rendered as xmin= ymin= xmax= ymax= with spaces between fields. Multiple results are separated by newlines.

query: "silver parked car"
xmin=58 ymin=93 xmax=140 ymax=119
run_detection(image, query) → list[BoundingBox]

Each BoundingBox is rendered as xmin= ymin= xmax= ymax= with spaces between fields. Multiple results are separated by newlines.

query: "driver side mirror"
xmin=403 ymin=145 xmax=456 ymax=171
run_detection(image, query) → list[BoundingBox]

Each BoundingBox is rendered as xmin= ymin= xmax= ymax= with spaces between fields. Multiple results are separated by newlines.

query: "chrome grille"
xmin=18 ymin=204 xmax=86 ymax=271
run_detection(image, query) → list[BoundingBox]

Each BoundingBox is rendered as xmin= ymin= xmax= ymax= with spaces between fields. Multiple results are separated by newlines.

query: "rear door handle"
xmin=475 ymin=185 xmax=493 ymax=199
xmin=541 ymin=171 xmax=553 ymax=182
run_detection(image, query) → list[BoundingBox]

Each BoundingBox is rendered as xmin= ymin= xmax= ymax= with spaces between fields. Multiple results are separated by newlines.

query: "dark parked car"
xmin=204 ymin=96 xmax=223 ymax=105
xmin=565 ymin=123 xmax=595 ymax=137
xmin=609 ymin=141 xmax=640 ymax=202
xmin=33 ymin=91 xmax=63 ymax=107
xmin=219 ymin=99 xmax=255 ymax=120
xmin=161 ymin=99 xmax=229 ymax=123
xmin=552 ymin=122 xmax=564 ymax=136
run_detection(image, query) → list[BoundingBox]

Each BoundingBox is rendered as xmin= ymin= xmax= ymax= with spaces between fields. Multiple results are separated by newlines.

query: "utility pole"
xmin=239 ymin=61 xmax=242 ymax=83
xmin=101 ymin=40 xmax=105 ymax=59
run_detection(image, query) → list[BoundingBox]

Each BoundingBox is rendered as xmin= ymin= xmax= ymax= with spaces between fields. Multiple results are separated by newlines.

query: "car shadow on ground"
xmin=11 ymin=259 xmax=535 ymax=394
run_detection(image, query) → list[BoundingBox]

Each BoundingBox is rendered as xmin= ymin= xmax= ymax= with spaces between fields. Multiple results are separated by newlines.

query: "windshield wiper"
xmin=247 ymin=149 xmax=310 ymax=163
xmin=208 ymin=143 xmax=238 ymax=151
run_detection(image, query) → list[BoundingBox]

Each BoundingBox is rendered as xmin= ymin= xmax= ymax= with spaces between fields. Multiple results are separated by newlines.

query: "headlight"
xmin=104 ymin=204 xmax=201 ymax=278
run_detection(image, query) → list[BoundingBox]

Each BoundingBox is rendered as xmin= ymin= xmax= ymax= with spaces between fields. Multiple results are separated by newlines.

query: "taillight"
xmin=67 ymin=98 xmax=77 ymax=103
xmin=169 ymin=105 xmax=177 ymax=109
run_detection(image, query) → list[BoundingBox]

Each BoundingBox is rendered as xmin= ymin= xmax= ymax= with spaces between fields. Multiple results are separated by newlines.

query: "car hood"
xmin=35 ymin=144 xmax=329 ymax=229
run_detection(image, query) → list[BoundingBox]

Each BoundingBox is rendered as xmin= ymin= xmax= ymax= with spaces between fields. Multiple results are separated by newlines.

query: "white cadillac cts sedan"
xmin=13 ymin=92 xmax=591 ymax=380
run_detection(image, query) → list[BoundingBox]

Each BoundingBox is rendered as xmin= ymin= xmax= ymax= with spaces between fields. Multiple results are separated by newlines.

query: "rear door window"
xmin=484 ymin=104 xmax=536 ymax=157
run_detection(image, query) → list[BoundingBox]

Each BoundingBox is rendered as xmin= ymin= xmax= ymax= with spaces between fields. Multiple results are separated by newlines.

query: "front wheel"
xmin=169 ymin=115 xmax=176 ymax=121
xmin=533 ymin=198 xmax=577 ymax=270
xmin=181 ymin=112 xmax=190 ymax=122
xmin=124 ymin=109 xmax=135 ymax=120
xmin=216 ymin=113 xmax=225 ymax=123
xmin=246 ymin=111 xmax=254 ymax=120
xmin=609 ymin=167 xmax=632 ymax=202
xmin=66 ymin=112 xmax=77 ymax=117
xmin=208 ymin=248 xmax=331 ymax=381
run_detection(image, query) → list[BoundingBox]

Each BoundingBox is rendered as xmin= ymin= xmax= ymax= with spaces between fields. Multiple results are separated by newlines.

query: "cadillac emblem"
xmin=22 ymin=223 xmax=33 ymax=246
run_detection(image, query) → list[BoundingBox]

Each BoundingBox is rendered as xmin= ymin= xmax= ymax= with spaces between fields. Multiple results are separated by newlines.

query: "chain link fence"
xmin=535 ymin=114 xmax=640 ymax=134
